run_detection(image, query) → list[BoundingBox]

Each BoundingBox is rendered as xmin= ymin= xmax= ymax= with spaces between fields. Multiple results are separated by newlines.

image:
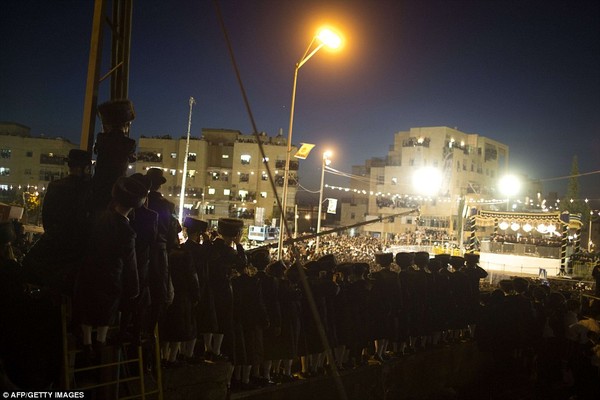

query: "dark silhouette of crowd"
xmin=1 ymin=99 xmax=599 ymax=400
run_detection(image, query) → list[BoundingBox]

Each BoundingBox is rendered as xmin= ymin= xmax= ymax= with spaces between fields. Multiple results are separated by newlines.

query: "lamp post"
xmin=277 ymin=27 xmax=342 ymax=260
xmin=178 ymin=96 xmax=195 ymax=224
xmin=315 ymin=151 xmax=332 ymax=254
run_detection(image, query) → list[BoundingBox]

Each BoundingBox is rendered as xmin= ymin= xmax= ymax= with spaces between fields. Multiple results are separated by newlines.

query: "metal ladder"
xmin=60 ymin=297 xmax=163 ymax=399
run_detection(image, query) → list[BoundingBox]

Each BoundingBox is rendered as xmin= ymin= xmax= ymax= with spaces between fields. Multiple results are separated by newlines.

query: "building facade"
xmin=340 ymin=126 xmax=511 ymax=241
xmin=0 ymin=122 xmax=78 ymax=198
xmin=136 ymin=128 xmax=298 ymax=227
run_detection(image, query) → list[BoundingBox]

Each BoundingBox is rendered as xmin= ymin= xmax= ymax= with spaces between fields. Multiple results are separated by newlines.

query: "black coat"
xmin=160 ymin=247 xmax=200 ymax=342
xmin=74 ymin=210 xmax=139 ymax=326
xmin=23 ymin=175 xmax=91 ymax=293
xmin=369 ymin=268 xmax=401 ymax=340
xmin=270 ymin=278 xmax=302 ymax=360
xmin=183 ymin=239 xmax=217 ymax=333
xmin=232 ymin=273 xmax=269 ymax=365
xmin=205 ymin=238 xmax=247 ymax=362
xmin=147 ymin=191 xmax=178 ymax=305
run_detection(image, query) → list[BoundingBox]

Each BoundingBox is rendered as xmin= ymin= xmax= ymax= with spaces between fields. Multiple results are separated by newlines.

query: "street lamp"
xmin=498 ymin=174 xmax=521 ymax=211
xmin=277 ymin=27 xmax=343 ymax=260
xmin=316 ymin=151 xmax=332 ymax=254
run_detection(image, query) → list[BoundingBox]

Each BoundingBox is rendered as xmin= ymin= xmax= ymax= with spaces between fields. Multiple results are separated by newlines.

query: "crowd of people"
xmin=1 ymin=98 xmax=599 ymax=400
xmin=491 ymin=233 xmax=563 ymax=247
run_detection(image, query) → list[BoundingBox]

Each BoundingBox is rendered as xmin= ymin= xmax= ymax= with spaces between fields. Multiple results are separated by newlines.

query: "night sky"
xmin=2 ymin=0 xmax=599 ymax=200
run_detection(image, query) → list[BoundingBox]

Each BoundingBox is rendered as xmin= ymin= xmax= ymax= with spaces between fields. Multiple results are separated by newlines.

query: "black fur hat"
xmin=395 ymin=252 xmax=414 ymax=268
xmin=449 ymin=256 xmax=465 ymax=269
xmin=464 ymin=252 xmax=480 ymax=265
xmin=183 ymin=217 xmax=208 ymax=234
xmin=98 ymin=99 xmax=135 ymax=126
xmin=375 ymin=253 xmax=394 ymax=266
xmin=414 ymin=251 xmax=430 ymax=266
xmin=217 ymin=218 xmax=244 ymax=237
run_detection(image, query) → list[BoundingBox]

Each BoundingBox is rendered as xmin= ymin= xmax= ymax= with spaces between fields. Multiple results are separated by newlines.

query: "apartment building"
xmin=340 ymin=126 xmax=510 ymax=239
xmin=136 ymin=128 xmax=298 ymax=226
xmin=0 ymin=122 xmax=78 ymax=197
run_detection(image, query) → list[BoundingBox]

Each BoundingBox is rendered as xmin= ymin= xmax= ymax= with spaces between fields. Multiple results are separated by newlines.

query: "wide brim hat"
xmin=249 ymin=248 xmax=271 ymax=269
xmin=66 ymin=149 xmax=92 ymax=168
xmin=352 ymin=262 xmax=370 ymax=276
xmin=375 ymin=252 xmax=393 ymax=266
xmin=98 ymin=99 xmax=135 ymax=126
xmin=395 ymin=252 xmax=414 ymax=268
xmin=183 ymin=217 xmax=208 ymax=234
xmin=317 ymin=254 xmax=337 ymax=272
xmin=304 ymin=260 xmax=322 ymax=277
xmin=145 ymin=168 xmax=167 ymax=186
xmin=266 ymin=260 xmax=287 ymax=278
xmin=129 ymin=173 xmax=152 ymax=191
xmin=112 ymin=176 xmax=148 ymax=209
xmin=217 ymin=218 xmax=244 ymax=237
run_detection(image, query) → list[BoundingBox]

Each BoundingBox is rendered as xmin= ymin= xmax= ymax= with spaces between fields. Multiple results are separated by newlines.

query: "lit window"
xmin=240 ymin=154 xmax=251 ymax=165
xmin=224 ymin=189 xmax=231 ymax=196
xmin=188 ymin=152 xmax=196 ymax=162
xmin=222 ymin=154 xmax=230 ymax=159
xmin=170 ymin=152 xmax=177 ymax=159
xmin=261 ymin=172 xmax=268 ymax=181
xmin=391 ymin=177 xmax=397 ymax=185
xmin=208 ymin=188 xmax=216 ymax=195
xmin=262 ymin=157 xmax=269 ymax=162
xmin=260 ymin=192 xmax=267 ymax=198
xmin=170 ymin=169 xmax=176 ymax=176
xmin=0 ymin=167 xmax=10 ymax=176
xmin=239 ymin=190 xmax=248 ymax=199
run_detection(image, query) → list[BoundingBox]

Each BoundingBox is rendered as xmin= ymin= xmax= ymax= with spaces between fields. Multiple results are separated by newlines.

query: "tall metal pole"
xmin=277 ymin=65 xmax=300 ymax=259
xmin=178 ymin=97 xmax=195 ymax=223
xmin=588 ymin=213 xmax=593 ymax=252
xmin=315 ymin=154 xmax=327 ymax=253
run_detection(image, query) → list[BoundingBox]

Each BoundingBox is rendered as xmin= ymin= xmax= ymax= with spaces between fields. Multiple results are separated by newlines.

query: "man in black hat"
xmin=74 ymin=176 xmax=145 ymax=361
xmin=248 ymin=248 xmax=280 ymax=385
xmin=145 ymin=167 xmax=181 ymax=335
xmin=206 ymin=218 xmax=247 ymax=366
xmin=92 ymin=99 xmax=137 ymax=213
xmin=180 ymin=217 xmax=215 ymax=362
xmin=23 ymin=149 xmax=92 ymax=294
xmin=370 ymin=253 xmax=401 ymax=362
xmin=462 ymin=253 xmax=488 ymax=338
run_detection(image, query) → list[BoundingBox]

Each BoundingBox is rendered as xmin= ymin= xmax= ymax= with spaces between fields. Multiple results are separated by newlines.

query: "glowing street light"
xmin=277 ymin=27 xmax=343 ymax=260
xmin=498 ymin=174 xmax=521 ymax=211
xmin=412 ymin=167 xmax=443 ymax=196
xmin=316 ymin=150 xmax=332 ymax=254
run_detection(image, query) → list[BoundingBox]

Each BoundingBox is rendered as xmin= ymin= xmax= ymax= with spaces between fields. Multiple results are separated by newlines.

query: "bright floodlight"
xmin=412 ymin=167 xmax=443 ymax=196
xmin=498 ymin=174 xmax=521 ymax=197
xmin=317 ymin=27 xmax=342 ymax=49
